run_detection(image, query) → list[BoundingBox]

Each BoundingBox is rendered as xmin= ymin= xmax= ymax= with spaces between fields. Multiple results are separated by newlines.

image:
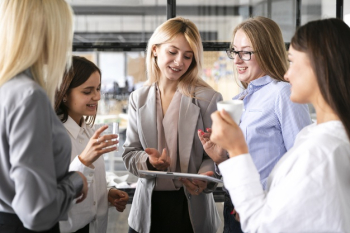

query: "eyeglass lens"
xmin=228 ymin=51 xmax=251 ymax=61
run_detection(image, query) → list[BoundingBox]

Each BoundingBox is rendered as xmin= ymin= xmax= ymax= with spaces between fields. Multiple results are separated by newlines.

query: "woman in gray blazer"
xmin=0 ymin=1 xmax=87 ymax=232
xmin=123 ymin=17 xmax=222 ymax=233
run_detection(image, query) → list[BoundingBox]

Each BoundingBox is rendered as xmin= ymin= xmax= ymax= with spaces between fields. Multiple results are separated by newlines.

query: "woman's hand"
xmin=108 ymin=189 xmax=129 ymax=212
xmin=145 ymin=148 xmax=171 ymax=171
xmin=79 ymin=125 xmax=118 ymax=167
xmin=75 ymin=171 xmax=88 ymax=203
xmin=232 ymin=208 xmax=241 ymax=222
xmin=210 ymin=110 xmax=248 ymax=158
xmin=198 ymin=128 xmax=228 ymax=164
xmin=180 ymin=171 xmax=214 ymax=196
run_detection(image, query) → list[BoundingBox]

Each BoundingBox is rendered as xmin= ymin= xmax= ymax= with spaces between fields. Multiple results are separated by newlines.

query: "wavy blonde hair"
xmin=146 ymin=17 xmax=212 ymax=98
xmin=232 ymin=16 xmax=288 ymax=88
xmin=0 ymin=0 xmax=74 ymax=105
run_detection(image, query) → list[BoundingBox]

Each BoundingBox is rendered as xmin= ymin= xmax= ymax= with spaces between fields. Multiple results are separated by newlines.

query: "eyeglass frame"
xmin=226 ymin=49 xmax=257 ymax=61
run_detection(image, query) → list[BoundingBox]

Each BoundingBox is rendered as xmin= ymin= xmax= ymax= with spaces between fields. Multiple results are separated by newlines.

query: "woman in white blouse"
xmin=210 ymin=18 xmax=350 ymax=232
xmin=55 ymin=56 xmax=129 ymax=233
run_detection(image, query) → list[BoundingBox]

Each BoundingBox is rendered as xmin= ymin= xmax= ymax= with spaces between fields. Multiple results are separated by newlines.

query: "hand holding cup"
xmin=210 ymin=102 xmax=248 ymax=158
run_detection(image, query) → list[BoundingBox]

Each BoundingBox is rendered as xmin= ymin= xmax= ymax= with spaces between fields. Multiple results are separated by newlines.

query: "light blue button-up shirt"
xmin=234 ymin=75 xmax=312 ymax=189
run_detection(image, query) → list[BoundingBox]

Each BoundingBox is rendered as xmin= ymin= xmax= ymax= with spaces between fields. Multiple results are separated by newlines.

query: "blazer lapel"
xmin=178 ymin=95 xmax=200 ymax=173
xmin=139 ymin=85 xmax=157 ymax=149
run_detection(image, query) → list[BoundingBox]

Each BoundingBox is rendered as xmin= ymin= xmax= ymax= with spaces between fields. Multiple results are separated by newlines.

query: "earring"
xmin=63 ymin=98 xmax=67 ymax=103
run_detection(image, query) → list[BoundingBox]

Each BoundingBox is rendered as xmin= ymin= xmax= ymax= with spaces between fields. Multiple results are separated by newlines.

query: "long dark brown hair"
xmin=55 ymin=56 xmax=101 ymax=125
xmin=291 ymin=18 xmax=350 ymax=139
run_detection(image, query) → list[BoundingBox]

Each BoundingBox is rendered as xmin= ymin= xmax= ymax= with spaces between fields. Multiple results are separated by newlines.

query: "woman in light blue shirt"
xmin=211 ymin=17 xmax=350 ymax=233
xmin=198 ymin=16 xmax=311 ymax=233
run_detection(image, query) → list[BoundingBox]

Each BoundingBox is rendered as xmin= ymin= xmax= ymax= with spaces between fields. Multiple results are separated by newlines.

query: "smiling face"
xmin=153 ymin=33 xmax=194 ymax=83
xmin=65 ymin=71 xmax=101 ymax=125
xmin=232 ymin=29 xmax=266 ymax=84
xmin=284 ymin=45 xmax=319 ymax=104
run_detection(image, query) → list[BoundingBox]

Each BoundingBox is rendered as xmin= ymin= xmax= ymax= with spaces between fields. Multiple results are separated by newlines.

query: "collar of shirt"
xmin=235 ymin=75 xmax=274 ymax=100
xmin=64 ymin=116 xmax=88 ymax=139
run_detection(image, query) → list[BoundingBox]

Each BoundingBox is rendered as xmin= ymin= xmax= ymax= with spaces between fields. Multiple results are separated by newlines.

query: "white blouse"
xmin=219 ymin=121 xmax=350 ymax=232
xmin=59 ymin=116 xmax=109 ymax=233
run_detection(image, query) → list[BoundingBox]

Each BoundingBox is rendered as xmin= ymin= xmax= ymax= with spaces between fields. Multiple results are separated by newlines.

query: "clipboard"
xmin=138 ymin=170 xmax=223 ymax=183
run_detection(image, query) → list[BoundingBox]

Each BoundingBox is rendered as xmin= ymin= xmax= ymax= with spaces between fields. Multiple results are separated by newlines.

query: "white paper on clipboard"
xmin=138 ymin=170 xmax=223 ymax=183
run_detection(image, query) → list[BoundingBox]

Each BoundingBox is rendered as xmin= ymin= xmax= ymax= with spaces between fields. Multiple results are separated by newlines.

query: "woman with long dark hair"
xmin=55 ymin=56 xmax=129 ymax=233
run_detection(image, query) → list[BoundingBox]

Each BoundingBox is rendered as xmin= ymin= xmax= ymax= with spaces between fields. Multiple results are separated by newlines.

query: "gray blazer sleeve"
xmin=7 ymin=89 xmax=82 ymax=231
xmin=197 ymin=91 xmax=223 ymax=192
xmin=122 ymin=92 xmax=151 ymax=177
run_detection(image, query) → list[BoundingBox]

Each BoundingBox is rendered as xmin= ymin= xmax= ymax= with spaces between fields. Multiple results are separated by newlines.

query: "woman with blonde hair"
xmin=198 ymin=16 xmax=311 ymax=233
xmin=0 ymin=1 xmax=88 ymax=232
xmin=123 ymin=17 xmax=221 ymax=233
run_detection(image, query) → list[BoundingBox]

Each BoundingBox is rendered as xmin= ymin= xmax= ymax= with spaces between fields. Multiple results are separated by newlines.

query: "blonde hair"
xmin=232 ymin=16 xmax=288 ymax=88
xmin=146 ymin=17 xmax=212 ymax=98
xmin=0 ymin=0 xmax=74 ymax=105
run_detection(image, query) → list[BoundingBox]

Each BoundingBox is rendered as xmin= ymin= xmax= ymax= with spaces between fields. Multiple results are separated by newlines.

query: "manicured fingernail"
xmin=230 ymin=210 xmax=234 ymax=215
xmin=206 ymin=128 xmax=210 ymax=131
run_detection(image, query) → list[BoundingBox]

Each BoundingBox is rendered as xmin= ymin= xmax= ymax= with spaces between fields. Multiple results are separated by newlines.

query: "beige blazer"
xmin=123 ymin=84 xmax=222 ymax=233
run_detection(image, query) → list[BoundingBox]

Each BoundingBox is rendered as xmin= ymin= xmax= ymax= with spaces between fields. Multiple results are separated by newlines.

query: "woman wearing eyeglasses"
xmin=198 ymin=16 xmax=311 ymax=233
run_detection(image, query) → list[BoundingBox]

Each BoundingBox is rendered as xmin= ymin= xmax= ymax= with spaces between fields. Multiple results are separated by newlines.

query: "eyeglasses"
xmin=226 ymin=49 xmax=256 ymax=61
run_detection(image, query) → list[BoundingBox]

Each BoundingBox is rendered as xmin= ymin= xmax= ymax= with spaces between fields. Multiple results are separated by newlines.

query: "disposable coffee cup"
xmin=217 ymin=100 xmax=244 ymax=124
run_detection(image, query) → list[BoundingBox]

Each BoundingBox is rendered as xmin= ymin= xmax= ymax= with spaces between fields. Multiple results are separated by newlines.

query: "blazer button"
xmin=188 ymin=194 xmax=191 ymax=200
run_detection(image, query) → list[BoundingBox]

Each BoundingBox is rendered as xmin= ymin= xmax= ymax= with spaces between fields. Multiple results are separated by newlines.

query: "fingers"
xmin=236 ymin=213 xmax=240 ymax=222
xmin=93 ymin=134 xmax=118 ymax=146
xmin=197 ymin=129 xmax=206 ymax=145
xmin=180 ymin=178 xmax=203 ymax=196
xmin=76 ymin=172 xmax=88 ymax=203
xmin=159 ymin=148 xmax=170 ymax=164
xmin=158 ymin=148 xmax=170 ymax=170
xmin=92 ymin=125 xmax=108 ymax=139
xmin=92 ymin=140 xmax=118 ymax=157
xmin=146 ymin=148 xmax=170 ymax=170
xmin=200 ymin=171 xmax=214 ymax=177
xmin=109 ymin=190 xmax=129 ymax=212
xmin=112 ymin=198 xmax=128 ymax=212
xmin=232 ymin=209 xmax=240 ymax=222
xmin=219 ymin=109 xmax=238 ymax=126
xmin=115 ymin=203 xmax=127 ymax=212
xmin=191 ymin=179 xmax=207 ymax=190
xmin=118 ymin=192 xmax=129 ymax=202
xmin=96 ymin=138 xmax=118 ymax=149
xmin=210 ymin=110 xmax=224 ymax=125
xmin=145 ymin=148 xmax=160 ymax=158
xmin=75 ymin=191 xmax=86 ymax=204
xmin=99 ymin=146 xmax=118 ymax=155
